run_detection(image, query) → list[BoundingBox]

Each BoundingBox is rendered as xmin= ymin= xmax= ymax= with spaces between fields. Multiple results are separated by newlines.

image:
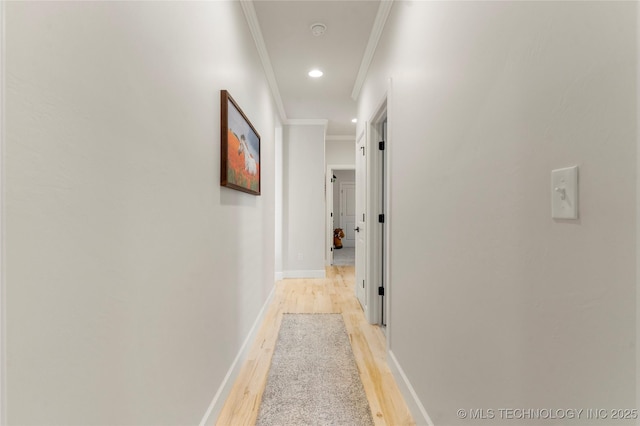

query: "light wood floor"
xmin=215 ymin=265 xmax=415 ymax=426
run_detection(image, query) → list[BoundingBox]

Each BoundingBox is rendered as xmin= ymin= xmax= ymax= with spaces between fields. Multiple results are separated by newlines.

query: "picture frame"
xmin=220 ymin=90 xmax=261 ymax=195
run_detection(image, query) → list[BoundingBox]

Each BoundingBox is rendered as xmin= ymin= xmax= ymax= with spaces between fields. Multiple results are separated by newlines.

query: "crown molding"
xmin=326 ymin=135 xmax=356 ymax=142
xmin=239 ymin=0 xmax=288 ymax=123
xmin=286 ymin=119 xmax=328 ymax=138
xmin=351 ymin=0 xmax=394 ymax=101
xmin=286 ymin=119 xmax=328 ymax=127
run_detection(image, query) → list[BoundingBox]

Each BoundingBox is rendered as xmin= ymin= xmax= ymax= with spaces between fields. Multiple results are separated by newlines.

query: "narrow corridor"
xmin=216 ymin=266 xmax=414 ymax=426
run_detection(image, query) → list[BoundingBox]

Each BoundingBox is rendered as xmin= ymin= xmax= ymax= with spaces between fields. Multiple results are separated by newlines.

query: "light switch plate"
xmin=551 ymin=166 xmax=578 ymax=219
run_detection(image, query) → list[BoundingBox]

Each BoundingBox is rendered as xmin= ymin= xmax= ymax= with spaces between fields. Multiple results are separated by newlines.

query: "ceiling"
xmin=251 ymin=1 xmax=382 ymax=136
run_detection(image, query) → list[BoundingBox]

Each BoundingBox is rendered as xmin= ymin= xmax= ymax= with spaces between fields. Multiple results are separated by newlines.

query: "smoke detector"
xmin=310 ymin=23 xmax=327 ymax=37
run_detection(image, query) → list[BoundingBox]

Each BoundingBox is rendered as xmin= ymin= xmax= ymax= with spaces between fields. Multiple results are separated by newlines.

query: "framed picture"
xmin=220 ymin=90 xmax=261 ymax=195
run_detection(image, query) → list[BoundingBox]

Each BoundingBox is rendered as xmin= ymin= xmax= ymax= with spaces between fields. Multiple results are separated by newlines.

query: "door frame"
xmin=364 ymin=86 xmax=392 ymax=331
xmin=326 ymin=164 xmax=356 ymax=266
xmin=354 ymin=132 xmax=367 ymax=310
xmin=1 ymin=1 xmax=6 ymax=421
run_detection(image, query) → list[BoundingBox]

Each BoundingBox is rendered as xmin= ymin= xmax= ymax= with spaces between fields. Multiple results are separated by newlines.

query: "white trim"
xmin=354 ymin=130 xmax=367 ymax=311
xmin=282 ymin=270 xmax=326 ymax=279
xmin=364 ymin=90 xmax=388 ymax=325
xmin=384 ymin=78 xmax=393 ymax=351
xmin=388 ymin=351 xmax=434 ymax=426
xmin=286 ymin=118 xmax=328 ymax=127
xmin=1 ymin=1 xmax=6 ymax=422
xmin=328 ymin=164 xmax=356 ymax=171
xmin=326 ymin=135 xmax=356 ymax=142
xmin=199 ymin=284 xmax=276 ymax=426
xmin=275 ymin=272 xmax=284 ymax=282
xmin=636 ymin=4 xmax=640 ymax=420
xmin=351 ymin=0 xmax=394 ymax=101
xmin=239 ymin=0 xmax=287 ymax=123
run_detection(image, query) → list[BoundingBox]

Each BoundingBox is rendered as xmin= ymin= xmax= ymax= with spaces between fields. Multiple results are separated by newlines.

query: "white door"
xmin=355 ymin=135 xmax=367 ymax=309
xmin=326 ymin=170 xmax=334 ymax=266
xmin=340 ymin=182 xmax=356 ymax=248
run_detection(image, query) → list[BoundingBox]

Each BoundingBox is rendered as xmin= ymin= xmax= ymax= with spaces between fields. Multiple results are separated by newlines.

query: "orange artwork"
xmin=226 ymin=129 xmax=260 ymax=192
xmin=220 ymin=90 xmax=261 ymax=195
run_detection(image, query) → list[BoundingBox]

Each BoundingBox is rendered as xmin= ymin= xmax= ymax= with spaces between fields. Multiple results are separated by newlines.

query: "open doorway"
xmin=334 ymin=171 xmax=355 ymax=265
xmin=326 ymin=165 xmax=356 ymax=266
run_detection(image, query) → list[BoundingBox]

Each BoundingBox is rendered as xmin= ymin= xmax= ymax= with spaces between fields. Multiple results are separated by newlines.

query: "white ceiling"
xmin=252 ymin=1 xmax=381 ymax=136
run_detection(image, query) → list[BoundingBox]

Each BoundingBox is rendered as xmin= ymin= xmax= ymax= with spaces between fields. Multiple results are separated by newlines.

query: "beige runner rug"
xmin=256 ymin=313 xmax=375 ymax=426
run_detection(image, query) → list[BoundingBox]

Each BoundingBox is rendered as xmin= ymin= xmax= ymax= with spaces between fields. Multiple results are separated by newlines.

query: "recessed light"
xmin=351 ymin=118 xmax=357 ymax=123
xmin=308 ymin=69 xmax=323 ymax=78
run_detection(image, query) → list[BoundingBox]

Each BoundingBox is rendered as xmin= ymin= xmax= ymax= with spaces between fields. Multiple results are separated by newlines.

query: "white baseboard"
xmin=388 ymin=350 xmax=435 ymax=426
xmin=282 ymin=270 xmax=326 ymax=279
xmin=199 ymin=284 xmax=276 ymax=426
xmin=275 ymin=271 xmax=284 ymax=281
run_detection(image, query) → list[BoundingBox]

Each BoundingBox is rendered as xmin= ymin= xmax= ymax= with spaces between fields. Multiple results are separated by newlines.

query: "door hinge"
xmin=362 ymin=213 xmax=365 ymax=222
xmin=378 ymin=214 xmax=385 ymax=223
xmin=331 ymin=212 xmax=333 ymax=217
xmin=363 ymin=280 xmax=365 ymax=288
xmin=378 ymin=286 xmax=385 ymax=296
xmin=379 ymin=141 xmax=385 ymax=150
xmin=331 ymin=247 xmax=333 ymax=252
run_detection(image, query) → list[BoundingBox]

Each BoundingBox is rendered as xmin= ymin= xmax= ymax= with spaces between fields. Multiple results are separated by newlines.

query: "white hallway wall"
xmin=5 ymin=2 xmax=279 ymax=424
xmin=275 ymin=126 xmax=284 ymax=280
xmin=282 ymin=124 xmax=325 ymax=278
xmin=358 ymin=2 xmax=636 ymax=425
xmin=326 ymin=139 xmax=355 ymax=166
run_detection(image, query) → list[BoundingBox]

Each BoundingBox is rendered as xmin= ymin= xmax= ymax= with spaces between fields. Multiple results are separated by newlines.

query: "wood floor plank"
xmin=215 ymin=266 xmax=415 ymax=426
